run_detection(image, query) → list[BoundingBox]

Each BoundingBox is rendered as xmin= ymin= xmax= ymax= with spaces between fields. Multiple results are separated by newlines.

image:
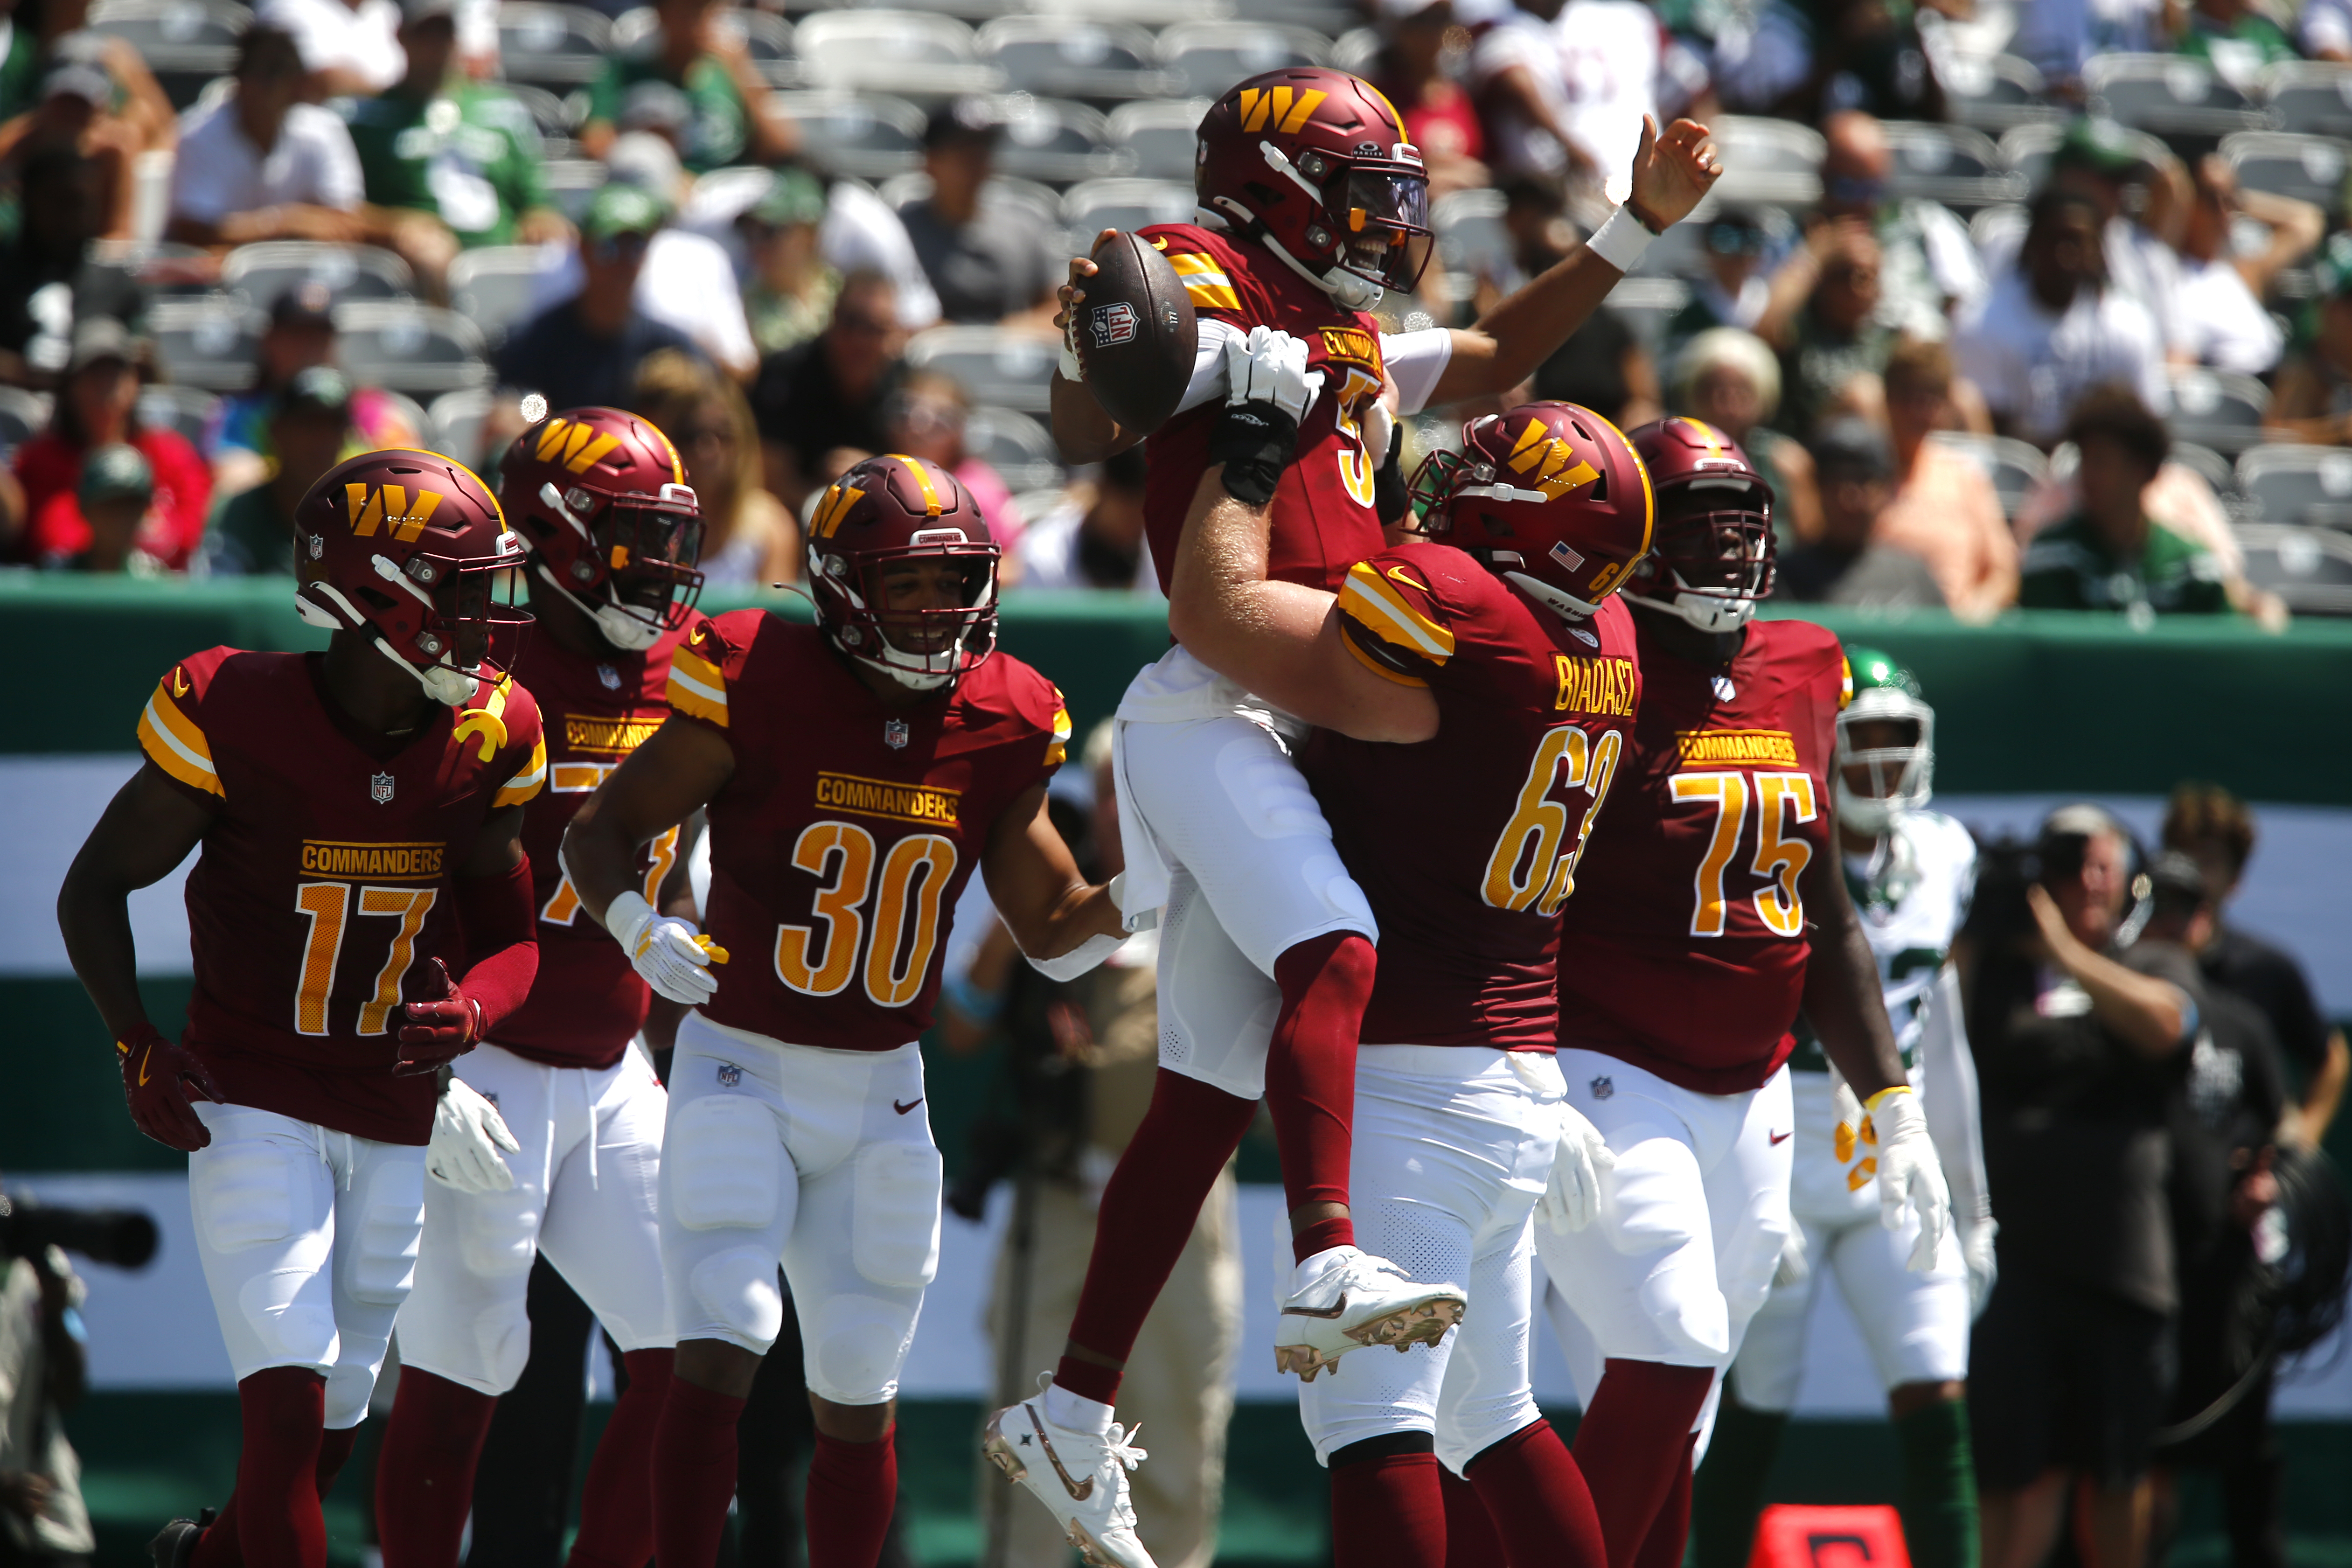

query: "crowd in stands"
xmin=1 ymin=0 xmax=2351 ymax=615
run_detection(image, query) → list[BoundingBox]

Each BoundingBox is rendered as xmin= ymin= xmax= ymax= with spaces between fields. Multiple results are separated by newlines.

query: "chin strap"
xmin=1214 ymin=194 xmax=1386 ymax=313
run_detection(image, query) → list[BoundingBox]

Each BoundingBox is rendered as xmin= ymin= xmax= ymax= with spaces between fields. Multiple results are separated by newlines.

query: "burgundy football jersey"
xmin=1137 ymin=223 xmax=1391 ymax=595
xmin=492 ymin=625 xmax=683 ymax=1070
xmin=137 ymin=648 xmax=547 ymax=1143
xmin=1301 ymin=543 xmax=1641 ymax=1052
xmin=667 ymin=611 xmax=1069 ymax=1051
xmin=1555 ymin=617 xmax=1851 ymax=1093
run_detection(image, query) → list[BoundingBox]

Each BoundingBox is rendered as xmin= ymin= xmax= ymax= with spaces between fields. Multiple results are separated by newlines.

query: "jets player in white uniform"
xmin=1692 ymin=647 xmax=1995 ymax=1568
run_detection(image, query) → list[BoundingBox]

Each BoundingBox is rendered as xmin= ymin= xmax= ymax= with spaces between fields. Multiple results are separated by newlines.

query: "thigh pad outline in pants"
xmin=325 ymin=1140 xmax=428 ymax=1428
xmin=536 ymin=1050 xmax=674 ymax=1356
xmin=1727 ymin=1213 xmax=1831 ymax=1415
xmin=661 ymin=1045 xmax=793 ymax=1356
xmin=782 ymin=1045 xmax=939 ymax=1408
xmin=1120 ymin=714 xmax=1376 ymax=975
xmin=1155 ymin=866 xmax=1283 ymax=1100
xmin=1824 ymin=1206 xmax=1972 ymax=1392
xmin=189 ymin=1103 xmax=342 ymax=1382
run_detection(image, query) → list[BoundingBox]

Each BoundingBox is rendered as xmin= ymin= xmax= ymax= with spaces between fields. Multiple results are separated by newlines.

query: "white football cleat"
xmin=983 ymin=1379 xmax=1158 ymax=1568
xmin=1273 ymin=1246 xmax=1466 ymax=1381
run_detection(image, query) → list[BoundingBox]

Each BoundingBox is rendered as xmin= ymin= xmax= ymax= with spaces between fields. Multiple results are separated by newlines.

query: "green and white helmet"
xmin=1836 ymin=645 xmax=1934 ymax=833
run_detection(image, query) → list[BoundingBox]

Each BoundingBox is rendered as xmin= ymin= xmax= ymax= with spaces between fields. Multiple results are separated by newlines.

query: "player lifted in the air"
xmin=374 ymin=408 xmax=707 ymax=1568
xmin=1532 ymin=420 xmax=1954 ymax=1568
xmin=1023 ymin=69 xmax=1721 ymax=1561
xmin=559 ymin=455 xmax=1129 ymax=1568
xmin=1692 ymin=648 xmax=1994 ymax=1568
xmin=57 ymin=451 xmax=546 ymax=1568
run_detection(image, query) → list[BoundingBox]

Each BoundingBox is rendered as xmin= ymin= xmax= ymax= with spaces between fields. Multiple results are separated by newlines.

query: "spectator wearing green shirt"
xmin=2020 ymin=386 xmax=2233 ymax=616
xmin=738 ymin=168 xmax=837 ymax=356
xmin=345 ymin=0 xmax=570 ymax=300
xmin=2175 ymin=0 xmax=2302 ymax=80
xmin=579 ymin=0 xmax=793 ymax=174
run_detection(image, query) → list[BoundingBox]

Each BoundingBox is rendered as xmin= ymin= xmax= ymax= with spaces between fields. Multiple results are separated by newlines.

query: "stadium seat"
xmin=1880 ymin=121 xmax=2027 ymax=212
xmin=331 ymin=302 xmax=492 ymax=397
xmin=1230 ymin=0 xmax=1364 ymax=37
xmin=134 ymin=383 xmax=219 ymax=449
xmin=149 ymin=297 xmax=268 ymax=391
xmin=791 ymin=12 xmax=1003 ymax=98
xmin=1062 ymin=177 xmax=1197 ymax=237
xmin=769 ymin=92 xmax=929 ymax=182
xmin=964 ymin=404 xmax=1065 ymax=492
xmin=880 ymin=171 xmax=1063 ymax=233
xmin=976 ymin=17 xmax=1177 ymax=102
xmin=1107 ymin=99 xmax=1212 ymax=181
xmin=428 ymin=388 xmax=496 ymax=472
xmin=0 ymin=386 xmax=53 ymax=457
xmin=495 ymin=3 xmax=612 ymax=87
xmin=2084 ymin=54 xmax=2267 ymax=144
xmin=986 ymin=96 xmax=1128 ymax=184
xmin=2234 ymin=521 xmax=2352 ymax=613
xmin=86 ymin=0 xmax=244 ymax=108
xmin=1605 ymin=278 xmax=1691 ymax=352
xmin=1942 ymin=52 xmax=2061 ymax=134
xmin=2235 ymin=442 xmax=2352 ymax=526
xmin=448 ymin=245 xmax=562 ymax=347
xmin=540 ymin=159 xmax=609 ymax=220
xmin=501 ymin=83 xmax=578 ymax=148
xmin=221 ymin=243 xmax=415 ymax=310
xmin=1999 ymin=119 xmax=2170 ymax=194
xmin=1710 ymin=116 xmax=1825 ymax=208
xmin=2169 ymin=439 xmax=2235 ymax=496
xmin=2167 ymin=367 xmax=2270 ymax=453
xmin=1328 ymin=26 xmax=1379 ymax=77
xmin=2262 ymin=61 xmax=2352 ymax=140
xmin=1926 ymin=430 xmax=2051 ymax=520
xmin=1157 ymin=22 xmax=1331 ymax=101
xmin=906 ymin=326 xmax=1059 ymax=413
xmin=1431 ymin=186 xmax=1509 ymax=305
xmin=610 ymin=7 xmax=796 ymax=87
xmin=2220 ymin=132 xmax=2350 ymax=217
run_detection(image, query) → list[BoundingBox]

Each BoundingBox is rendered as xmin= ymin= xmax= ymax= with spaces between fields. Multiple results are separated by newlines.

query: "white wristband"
xmin=1026 ymin=928 xmax=1125 ymax=983
xmin=1585 ymin=206 xmax=1655 ymax=272
xmin=603 ymin=889 xmax=654 ymax=949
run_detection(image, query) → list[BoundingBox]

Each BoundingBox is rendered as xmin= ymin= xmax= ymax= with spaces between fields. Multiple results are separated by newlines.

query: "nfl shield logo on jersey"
xmin=598 ymin=663 xmax=621 ymax=690
xmin=370 ymin=772 xmax=395 ymax=804
xmin=717 ymin=1062 xmax=742 ymax=1088
xmin=884 ymin=719 xmax=910 ymax=750
xmin=1590 ymin=1075 xmax=1614 ymax=1101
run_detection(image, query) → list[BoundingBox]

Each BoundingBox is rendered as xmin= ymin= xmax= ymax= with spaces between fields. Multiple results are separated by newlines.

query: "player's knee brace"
xmin=669 ymin=1095 xmax=780 ymax=1231
xmin=850 ymin=1143 xmax=941 ymax=1289
xmin=804 ymin=1295 xmax=917 ymax=1406
xmin=689 ymin=1245 xmax=785 ymax=1350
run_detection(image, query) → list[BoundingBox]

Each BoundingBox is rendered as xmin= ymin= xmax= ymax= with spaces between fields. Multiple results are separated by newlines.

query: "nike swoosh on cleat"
xmin=1026 ymin=1407 xmax=1095 ymax=1501
xmin=1282 ymin=1292 xmax=1349 ymax=1321
xmin=894 ymin=1097 xmax=924 ymax=1115
xmin=1769 ymin=1130 xmax=1792 ymax=1144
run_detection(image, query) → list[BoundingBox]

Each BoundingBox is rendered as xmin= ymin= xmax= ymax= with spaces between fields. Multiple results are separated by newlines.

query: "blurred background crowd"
xmin=7 ymin=0 xmax=2352 ymax=616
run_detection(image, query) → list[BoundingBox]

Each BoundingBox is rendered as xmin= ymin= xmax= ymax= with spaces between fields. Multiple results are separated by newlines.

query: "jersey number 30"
xmin=776 ymin=822 xmax=956 ymax=1007
xmin=1672 ymin=771 xmax=1815 ymax=938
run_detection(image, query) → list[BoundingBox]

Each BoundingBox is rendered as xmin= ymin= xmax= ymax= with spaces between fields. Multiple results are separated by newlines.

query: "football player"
xmin=1531 ymin=420 xmax=1954 ymax=1568
xmin=559 ymin=455 xmax=1129 ymax=1568
xmin=1693 ymin=648 xmax=1994 ymax=1568
xmin=375 ymin=408 xmax=706 ymax=1568
xmin=1021 ymin=70 xmax=1722 ymax=1558
xmin=56 ymin=450 xmax=546 ymax=1568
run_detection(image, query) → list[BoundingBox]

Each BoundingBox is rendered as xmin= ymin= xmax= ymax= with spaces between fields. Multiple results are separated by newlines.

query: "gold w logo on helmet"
xmin=808 ymin=482 xmax=865 ymax=541
xmin=346 ymin=483 xmax=444 ymax=542
xmin=1238 ymin=86 xmax=1327 ymax=134
xmin=533 ymin=417 xmax=624 ymax=475
xmin=1505 ymin=419 xmax=1600 ymax=499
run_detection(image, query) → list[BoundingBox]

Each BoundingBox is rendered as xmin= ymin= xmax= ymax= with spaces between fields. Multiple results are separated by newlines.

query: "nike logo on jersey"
xmin=1385 ymin=564 xmax=1429 ymax=592
xmin=1769 ymin=1129 xmax=1792 ymax=1145
xmin=894 ymin=1097 xmax=924 ymax=1116
xmin=170 ymin=667 xmax=190 ymax=698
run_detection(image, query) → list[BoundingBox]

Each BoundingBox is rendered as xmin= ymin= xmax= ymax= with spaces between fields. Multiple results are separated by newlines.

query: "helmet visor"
xmin=431 ymin=557 xmax=533 ymax=677
xmin=1337 ymin=167 xmax=1433 ymax=291
xmin=602 ymin=502 xmax=706 ymax=631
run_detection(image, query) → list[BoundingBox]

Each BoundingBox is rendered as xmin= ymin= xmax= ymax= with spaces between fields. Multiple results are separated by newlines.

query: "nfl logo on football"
xmin=369 ymin=772 xmax=395 ymax=804
xmin=1091 ymin=301 xmax=1139 ymax=348
xmin=1590 ymin=1076 xmax=1614 ymax=1101
xmin=717 ymin=1062 xmax=742 ymax=1088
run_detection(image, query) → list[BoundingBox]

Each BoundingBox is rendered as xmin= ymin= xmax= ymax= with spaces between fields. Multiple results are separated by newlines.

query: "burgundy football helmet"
xmin=806 ymin=453 xmax=999 ymax=691
xmin=294 ymin=448 xmax=529 ymax=706
xmin=1195 ymin=68 xmax=1432 ymax=310
xmin=1407 ymin=402 xmax=1654 ymax=619
xmin=499 ymin=405 xmax=703 ymax=652
xmin=1624 ymin=418 xmax=1776 ymax=634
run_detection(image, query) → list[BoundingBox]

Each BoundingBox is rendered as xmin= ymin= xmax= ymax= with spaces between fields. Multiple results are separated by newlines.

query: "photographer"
xmin=0 ymin=1202 xmax=95 ymax=1568
xmin=942 ymin=723 xmax=1239 ymax=1568
xmin=1960 ymin=806 xmax=2205 ymax=1568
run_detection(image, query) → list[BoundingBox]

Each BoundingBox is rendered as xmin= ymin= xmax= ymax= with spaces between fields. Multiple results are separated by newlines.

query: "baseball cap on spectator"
xmin=745 ymin=167 xmax=827 ymax=230
xmin=2054 ymin=117 xmax=2152 ymax=180
xmin=69 ymin=315 xmax=137 ymax=372
xmin=606 ymin=131 xmax=686 ymax=202
xmin=270 ymin=281 xmax=338 ymax=334
xmin=280 ymin=366 xmax=355 ymax=418
xmin=924 ymin=95 xmax=1000 ymax=150
xmin=2147 ymin=850 xmax=2210 ymax=918
xmin=620 ymin=80 xmax=694 ymax=138
xmin=80 ymin=443 xmax=154 ymax=509
xmin=1811 ymin=417 xmax=1894 ymax=481
xmin=581 ymin=182 xmax=668 ymax=244
xmin=42 ymin=61 xmax=111 ymax=105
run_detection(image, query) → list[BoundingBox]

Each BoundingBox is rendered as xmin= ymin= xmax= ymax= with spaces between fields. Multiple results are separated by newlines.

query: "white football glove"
xmin=429 ymin=1079 xmax=520 ymax=1194
xmin=1222 ymin=324 xmax=1323 ymax=425
xmin=1537 ymin=1101 xmax=1617 ymax=1234
xmin=605 ymin=889 xmax=727 ymax=1006
xmin=1847 ymin=1086 xmax=1950 ymax=1272
xmin=1961 ymin=1218 xmax=1999 ymax=1318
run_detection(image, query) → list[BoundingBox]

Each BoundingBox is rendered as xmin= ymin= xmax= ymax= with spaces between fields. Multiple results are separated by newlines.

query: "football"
xmin=1074 ymin=230 xmax=1199 ymax=435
